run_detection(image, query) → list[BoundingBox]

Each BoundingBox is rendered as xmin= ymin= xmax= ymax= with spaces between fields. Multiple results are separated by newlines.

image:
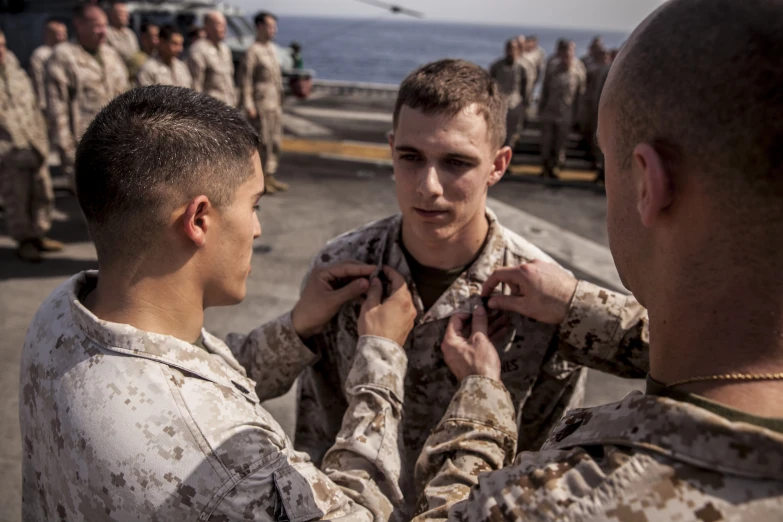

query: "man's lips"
xmin=414 ymin=208 xmax=449 ymax=218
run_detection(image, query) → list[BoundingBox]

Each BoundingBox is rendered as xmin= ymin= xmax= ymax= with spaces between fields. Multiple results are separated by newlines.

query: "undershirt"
xmin=401 ymin=243 xmax=474 ymax=311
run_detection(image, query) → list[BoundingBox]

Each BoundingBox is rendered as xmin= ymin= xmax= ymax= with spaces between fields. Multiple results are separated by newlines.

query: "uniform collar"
xmin=545 ymin=391 xmax=783 ymax=480
xmin=67 ymin=271 xmax=259 ymax=403
xmin=380 ymin=209 xmax=509 ymax=323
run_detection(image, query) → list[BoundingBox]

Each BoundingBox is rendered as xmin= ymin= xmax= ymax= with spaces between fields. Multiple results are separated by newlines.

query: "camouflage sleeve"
xmin=239 ymin=47 xmax=256 ymax=113
xmin=187 ymin=49 xmax=207 ymax=93
xmin=45 ymin=53 xmax=75 ymax=163
xmin=322 ymin=335 xmax=409 ymax=521
xmin=225 ymin=312 xmax=318 ymax=402
xmin=135 ymin=63 xmax=155 ymax=88
xmin=412 ymin=377 xmax=518 ymax=522
xmin=539 ymin=69 xmax=550 ymax=113
xmin=557 ymin=280 xmax=650 ymax=378
xmin=29 ymin=54 xmax=46 ymax=111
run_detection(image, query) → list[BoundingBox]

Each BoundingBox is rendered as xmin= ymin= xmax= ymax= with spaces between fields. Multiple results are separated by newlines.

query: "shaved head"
xmin=603 ymin=0 xmax=783 ymax=204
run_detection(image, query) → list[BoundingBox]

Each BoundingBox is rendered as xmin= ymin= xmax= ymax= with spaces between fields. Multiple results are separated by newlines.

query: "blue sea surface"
xmin=275 ymin=16 xmax=628 ymax=85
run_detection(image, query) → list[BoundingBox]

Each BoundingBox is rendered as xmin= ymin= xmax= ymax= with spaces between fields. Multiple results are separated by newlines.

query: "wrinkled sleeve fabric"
xmin=413 ymin=377 xmax=518 ymax=522
xmin=188 ymin=48 xmax=207 ymax=93
xmin=239 ymin=46 xmax=256 ymax=113
xmin=45 ymin=52 xmax=75 ymax=162
xmin=225 ymin=312 xmax=318 ymax=402
xmin=558 ymin=280 xmax=650 ymax=378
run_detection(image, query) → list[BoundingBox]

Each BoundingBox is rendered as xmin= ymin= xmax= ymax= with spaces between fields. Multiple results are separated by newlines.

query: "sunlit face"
xmin=597 ymin=71 xmax=646 ymax=297
xmin=109 ymin=3 xmax=129 ymax=27
xmin=203 ymin=153 xmax=264 ymax=307
xmin=0 ymin=34 xmax=6 ymax=65
xmin=75 ymin=7 xmax=108 ymax=50
xmin=258 ymin=16 xmax=277 ymax=41
xmin=205 ymin=13 xmax=226 ymax=42
xmin=391 ymin=104 xmax=504 ymax=247
xmin=141 ymin=25 xmax=159 ymax=53
xmin=46 ymin=22 xmax=68 ymax=45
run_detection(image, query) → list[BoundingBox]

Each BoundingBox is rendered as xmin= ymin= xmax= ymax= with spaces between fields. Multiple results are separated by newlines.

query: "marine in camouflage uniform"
xmin=240 ymin=40 xmax=285 ymax=192
xmin=136 ymin=55 xmax=193 ymax=88
xmin=538 ymin=54 xmax=586 ymax=177
xmin=45 ymin=41 xmax=128 ymax=187
xmin=106 ymin=25 xmax=139 ymax=64
xmin=188 ymin=37 xmax=236 ymax=107
xmin=19 ymin=271 xmax=408 ymax=521
xmin=260 ymin=210 xmax=649 ymax=513
xmin=489 ymin=41 xmax=528 ymax=148
xmin=0 ymin=44 xmax=58 ymax=262
xmin=413 ymin=376 xmax=783 ymax=520
xmin=29 ymin=45 xmax=54 ymax=113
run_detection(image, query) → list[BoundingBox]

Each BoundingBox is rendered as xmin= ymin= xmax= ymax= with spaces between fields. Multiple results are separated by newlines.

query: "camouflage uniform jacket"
xmin=136 ymin=55 xmax=193 ymax=88
xmin=45 ymin=42 xmax=128 ymax=162
xmin=106 ymin=26 xmax=140 ymax=63
xmin=0 ymin=51 xmax=48 ymax=159
xmin=29 ymin=45 xmax=53 ymax=111
xmin=240 ymin=41 xmax=283 ymax=113
xmin=19 ymin=271 xmax=408 ymax=521
xmin=538 ymin=58 xmax=586 ymax=123
xmin=489 ymin=58 xmax=527 ymax=110
xmin=523 ymin=46 xmax=546 ymax=84
xmin=414 ymin=382 xmax=783 ymax=520
xmin=187 ymin=39 xmax=236 ymax=106
xmin=247 ymin=210 xmax=649 ymax=513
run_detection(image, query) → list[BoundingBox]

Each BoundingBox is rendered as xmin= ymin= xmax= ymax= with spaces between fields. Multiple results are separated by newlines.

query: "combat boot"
xmin=266 ymin=174 xmax=289 ymax=192
xmin=35 ymin=237 xmax=65 ymax=252
xmin=17 ymin=240 xmax=42 ymax=263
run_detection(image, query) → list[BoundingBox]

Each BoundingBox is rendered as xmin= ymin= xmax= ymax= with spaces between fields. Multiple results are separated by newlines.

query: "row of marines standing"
xmin=0 ymin=2 xmax=287 ymax=262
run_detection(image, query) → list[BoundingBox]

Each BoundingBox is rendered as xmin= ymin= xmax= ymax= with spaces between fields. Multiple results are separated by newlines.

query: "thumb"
xmin=333 ymin=277 xmax=369 ymax=305
xmin=472 ymin=305 xmax=488 ymax=335
xmin=362 ymin=277 xmax=382 ymax=312
xmin=488 ymin=294 xmax=533 ymax=318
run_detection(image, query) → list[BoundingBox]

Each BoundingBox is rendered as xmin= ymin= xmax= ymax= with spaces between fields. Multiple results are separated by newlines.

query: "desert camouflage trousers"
xmin=0 ymin=148 xmax=53 ymax=242
xmin=250 ymin=108 xmax=283 ymax=176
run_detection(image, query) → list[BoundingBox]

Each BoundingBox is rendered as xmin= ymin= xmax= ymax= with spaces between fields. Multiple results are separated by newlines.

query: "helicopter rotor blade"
xmin=353 ymin=0 xmax=425 ymax=18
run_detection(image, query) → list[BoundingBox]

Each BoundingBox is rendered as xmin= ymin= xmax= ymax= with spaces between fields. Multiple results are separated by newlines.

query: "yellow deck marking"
xmin=281 ymin=137 xmax=597 ymax=181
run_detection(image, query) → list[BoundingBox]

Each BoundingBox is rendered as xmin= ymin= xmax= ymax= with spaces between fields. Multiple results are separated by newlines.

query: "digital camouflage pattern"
xmin=19 ymin=272 xmax=408 ymax=521
xmin=489 ymin=57 xmax=528 ymax=146
xmin=106 ymin=26 xmax=140 ymax=63
xmin=414 ymin=385 xmax=783 ymax=521
xmin=136 ymin=55 xmax=193 ymax=88
xmin=522 ymin=46 xmax=546 ymax=84
xmin=0 ymin=51 xmax=53 ymax=241
xmin=246 ymin=210 xmax=649 ymax=513
xmin=538 ymin=57 xmax=586 ymax=123
xmin=187 ymin=39 xmax=236 ymax=107
xmin=45 ymin=42 xmax=128 ymax=177
xmin=29 ymin=45 xmax=53 ymax=112
xmin=239 ymin=41 xmax=284 ymax=175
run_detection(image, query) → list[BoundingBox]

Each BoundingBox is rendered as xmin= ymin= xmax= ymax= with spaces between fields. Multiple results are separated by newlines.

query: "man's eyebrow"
xmin=444 ymin=152 xmax=481 ymax=163
xmin=255 ymin=189 xmax=266 ymax=199
xmin=394 ymin=145 xmax=421 ymax=153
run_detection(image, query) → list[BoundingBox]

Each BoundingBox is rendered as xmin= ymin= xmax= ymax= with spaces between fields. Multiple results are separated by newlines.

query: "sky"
xmin=234 ymin=0 xmax=665 ymax=32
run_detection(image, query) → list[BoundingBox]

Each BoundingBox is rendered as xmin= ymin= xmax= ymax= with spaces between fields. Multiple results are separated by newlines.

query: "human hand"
xmin=246 ymin=106 xmax=258 ymax=120
xmin=358 ymin=266 xmax=416 ymax=346
xmin=481 ymin=260 xmax=578 ymax=325
xmin=292 ymin=261 xmax=376 ymax=339
xmin=441 ymin=306 xmax=502 ymax=382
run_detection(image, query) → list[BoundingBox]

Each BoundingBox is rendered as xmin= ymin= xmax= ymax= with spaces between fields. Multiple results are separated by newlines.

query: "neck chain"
xmin=666 ymin=372 xmax=783 ymax=388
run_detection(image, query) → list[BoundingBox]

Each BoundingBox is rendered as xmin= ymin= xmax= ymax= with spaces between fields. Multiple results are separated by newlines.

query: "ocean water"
xmin=275 ymin=16 xmax=628 ymax=85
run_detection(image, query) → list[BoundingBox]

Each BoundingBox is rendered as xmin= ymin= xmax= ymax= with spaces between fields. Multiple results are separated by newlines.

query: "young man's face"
xmin=203 ymin=152 xmax=264 ymax=307
xmin=390 ymin=104 xmax=505 ymax=246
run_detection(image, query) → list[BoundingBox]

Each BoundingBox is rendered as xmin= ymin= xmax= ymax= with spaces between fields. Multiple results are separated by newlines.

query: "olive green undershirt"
xmin=400 ymin=243 xmax=472 ymax=311
xmin=86 ymin=47 xmax=103 ymax=67
xmin=192 ymin=335 xmax=207 ymax=351
xmin=646 ymin=375 xmax=783 ymax=434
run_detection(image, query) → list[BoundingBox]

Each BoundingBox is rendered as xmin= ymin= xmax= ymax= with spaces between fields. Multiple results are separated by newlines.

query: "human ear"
xmin=182 ymin=195 xmax=212 ymax=247
xmin=632 ymin=143 xmax=674 ymax=228
xmin=489 ymin=146 xmax=513 ymax=187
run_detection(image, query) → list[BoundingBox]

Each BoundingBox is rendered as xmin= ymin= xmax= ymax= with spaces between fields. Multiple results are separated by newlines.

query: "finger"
xmin=472 ymin=305 xmax=489 ymax=335
xmin=444 ymin=313 xmax=468 ymax=343
xmin=382 ymin=266 xmax=407 ymax=292
xmin=481 ymin=266 xmax=525 ymax=296
xmin=488 ymin=294 xmax=534 ymax=318
xmin=362 ymin=277 xmax=382 ymax=311
xmin=326 ymin=262 xmax=377 ymax=280
xmin=487 ymin=313 xmax=511 ymax=337
xmin=332 ymin=277 xmax=370 ymax=305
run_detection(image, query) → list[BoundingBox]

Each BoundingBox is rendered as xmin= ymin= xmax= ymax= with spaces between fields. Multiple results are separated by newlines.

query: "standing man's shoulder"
xmin=188 ymin=39 xmax=208 ymax=57
xmin=30 ymin=45 xmax=53 ymax=64
xmin=313 ymin=215 xmax=399 ymax=269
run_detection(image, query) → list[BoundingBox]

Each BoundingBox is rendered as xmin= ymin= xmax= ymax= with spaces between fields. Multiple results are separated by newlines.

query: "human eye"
xmin=398 ymin=152 xmax=421 ymax=162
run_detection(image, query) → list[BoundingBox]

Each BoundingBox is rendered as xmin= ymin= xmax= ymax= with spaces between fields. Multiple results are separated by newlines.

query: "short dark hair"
xmin=393 ymin=59 xmax=507 ymax=149
xmin=606 ymin=0 xmax=783 ymax=203
xmin=140 ymin=22 xmax=158 ymax=35
xmin=73 ymin=2 xmax=104 ymax=19
xmin=187 ymin=25 xmax=203 ymax=38
xmin=158 ymin=24 xmax=181 ymax=41
xmin=76 ymin=86 xmax=259 ymax=263
xmin=254 ymin=11 xmax=276 ymax=26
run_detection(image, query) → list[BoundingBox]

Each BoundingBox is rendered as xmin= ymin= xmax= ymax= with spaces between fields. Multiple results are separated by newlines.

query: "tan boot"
xmin=266 ymin=174 xmax=289 ymax=192
xmin=35 ymin=237 xmax=65 ymax=252
xmin=17 ymin=240 xmax=42 ymax=263
xmin=264 ymin=176 xmax=278 ymax=195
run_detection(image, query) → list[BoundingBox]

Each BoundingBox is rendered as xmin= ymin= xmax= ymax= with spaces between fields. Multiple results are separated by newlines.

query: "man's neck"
xmin=85 ymin=269 xmax=205 ymax=344
xmin=208 ymin=37 xmax=221 ymax=47
xmin=401 ymin=211 xmax=489 ymax=270
xmin=649 ymin=261 xmax=783 ymax=417
xmin=110 ymin=23 xmax=124 ymax=30
xmin=161 ymin=54 xmax=174 ymax=66
xmin=81 ymin=42 xmax=100 ymax=54
xmin=256 ymin=36 xmax=270 ymax=44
